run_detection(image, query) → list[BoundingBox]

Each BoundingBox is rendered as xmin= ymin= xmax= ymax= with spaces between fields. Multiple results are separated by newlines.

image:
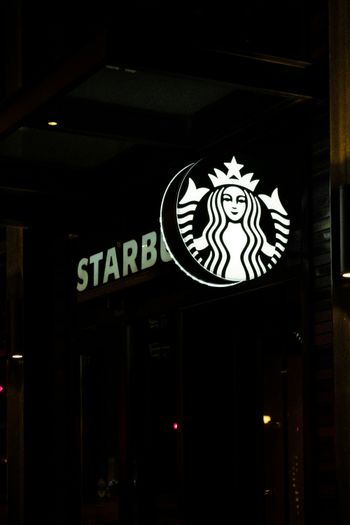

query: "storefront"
xmin=0 ymin=3 xmax=345 ymax=525
xmin=68 ymin=118 xmax=310 ymax=524
xmin=1 ymin=99 xmax=331 ymax=525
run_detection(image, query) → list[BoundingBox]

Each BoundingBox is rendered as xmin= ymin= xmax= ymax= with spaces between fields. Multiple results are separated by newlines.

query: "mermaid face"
xmin=222 ymin=186 xmax=247 ymax=222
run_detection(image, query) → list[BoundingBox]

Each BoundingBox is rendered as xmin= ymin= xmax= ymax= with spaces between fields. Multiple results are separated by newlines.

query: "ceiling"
xmin=0 ymin=3 xmax=329 ymax=232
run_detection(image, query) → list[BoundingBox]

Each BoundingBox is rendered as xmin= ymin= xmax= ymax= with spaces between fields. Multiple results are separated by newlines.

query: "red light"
xmin=173 ymin=422 xmax=178 ymax=430
xmin=0 ymin=385 xmax=4 ymax=393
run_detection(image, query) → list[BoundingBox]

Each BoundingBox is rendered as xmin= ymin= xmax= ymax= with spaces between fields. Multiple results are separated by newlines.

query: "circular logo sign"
xmin=160 ymin=156 xmax=290 ymax=287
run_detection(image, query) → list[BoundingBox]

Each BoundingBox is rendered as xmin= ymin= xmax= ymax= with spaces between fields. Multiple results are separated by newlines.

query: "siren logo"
xmin=160 ymin=156 xmax=290 ymax=287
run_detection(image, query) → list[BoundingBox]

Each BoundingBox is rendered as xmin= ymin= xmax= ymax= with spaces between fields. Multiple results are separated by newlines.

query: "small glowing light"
xmin=48 ymin=121 xmax=58 ymax=127
xmin=11 ymin=354 xmax=23 ymax=359
xmin=263 ymin=415 xmax=272 ymax=425
xmin=0 ymin=385 xmax=3 ymax=393
xmin=173 ymin=422 xmax=179 ymax=430
xmin=342 ymin=272 xmax=350 ymax=278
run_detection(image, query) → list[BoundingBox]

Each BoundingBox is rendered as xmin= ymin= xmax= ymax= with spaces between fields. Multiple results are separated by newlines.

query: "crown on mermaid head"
xmin=208 ymin=156 xmax=259 ymax=192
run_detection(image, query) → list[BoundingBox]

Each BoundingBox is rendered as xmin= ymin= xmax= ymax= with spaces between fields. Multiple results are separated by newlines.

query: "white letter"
xmin=77 ymin=258 xmax=89 ymax=292
xmin=89 ymin=251 xmax=103 ymax=287
xmin=141 ymin=231 xmax=157 ymax=270
xmin=160 ymin=233 xmax=172 ymax=262
xmin=103 ymin=247 xmax=120 ymax=284
xmin=123 ymin=240 xmax=138 ymax=276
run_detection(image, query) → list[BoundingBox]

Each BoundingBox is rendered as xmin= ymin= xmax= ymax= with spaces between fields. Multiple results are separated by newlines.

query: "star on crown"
xmin=208 ymin=156 xmax=259 ymax=191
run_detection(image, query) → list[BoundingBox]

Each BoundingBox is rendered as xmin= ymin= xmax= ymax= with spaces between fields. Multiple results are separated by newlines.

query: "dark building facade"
xmin=1 ymin=2 xmax=349 ymax=524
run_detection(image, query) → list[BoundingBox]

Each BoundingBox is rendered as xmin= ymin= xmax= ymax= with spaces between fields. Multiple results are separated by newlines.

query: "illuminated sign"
xmin=76 ymin=230 xmax=172 ymax=292
xmin=160 ymin=155 xmax=290 ymax=287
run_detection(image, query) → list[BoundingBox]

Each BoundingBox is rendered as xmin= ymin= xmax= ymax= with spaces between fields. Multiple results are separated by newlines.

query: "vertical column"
xmin=6 ymin=226 xmax=24 ymax=525
xmin=329 ymin=1 xmax=350 ymax=523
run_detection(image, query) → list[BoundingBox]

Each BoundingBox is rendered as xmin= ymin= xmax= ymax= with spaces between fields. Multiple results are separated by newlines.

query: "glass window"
xmin=80 ymin=326 xmax=123 ymax=525
xmin=79 ymin=278 xmax=303 ymax=524
xmin=79 ymin=310 xmax=181 ymax=524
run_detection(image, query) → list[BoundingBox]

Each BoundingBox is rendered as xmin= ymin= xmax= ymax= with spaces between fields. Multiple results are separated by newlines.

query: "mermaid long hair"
xmin=202 ymin=186 xmax=268 ymax=280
